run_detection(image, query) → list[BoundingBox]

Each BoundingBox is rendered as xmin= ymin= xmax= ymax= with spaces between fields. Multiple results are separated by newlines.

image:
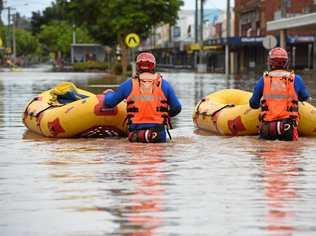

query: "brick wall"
xmin=235 ymin=0 xmax=315 ymax=37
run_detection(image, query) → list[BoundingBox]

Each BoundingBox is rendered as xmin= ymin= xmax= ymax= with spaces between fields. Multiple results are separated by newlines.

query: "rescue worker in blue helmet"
xmin=249 ymin=47 xmax=310 ymax=141
xmin=103 ymin=52 xmax=181 ymax=143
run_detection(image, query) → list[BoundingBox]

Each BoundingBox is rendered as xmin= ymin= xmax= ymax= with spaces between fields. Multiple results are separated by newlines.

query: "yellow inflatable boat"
xmin=23 ymin=82 xmax=127 ymax=138
xmin=193 ymin=89 xmax=316 ymax=136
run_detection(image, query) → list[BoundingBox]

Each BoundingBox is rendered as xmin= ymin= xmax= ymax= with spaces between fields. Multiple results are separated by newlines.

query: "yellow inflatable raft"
xmin=23 ymin=82 xmax=127 ymax=138
xmin=193 ymin=89 xmax=316 ymax=136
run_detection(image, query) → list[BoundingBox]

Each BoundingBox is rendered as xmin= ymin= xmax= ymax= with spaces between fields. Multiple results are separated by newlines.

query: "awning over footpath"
xmin=267 ymin=12 xmax=316 ymax=32
xmin=204 ymin=36 xmax=316 ymax=46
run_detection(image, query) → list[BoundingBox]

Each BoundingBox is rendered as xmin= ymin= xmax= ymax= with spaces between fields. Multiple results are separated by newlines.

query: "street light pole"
xmin=71 ymin=24 xmax=76 ymax=64
xmin=12 ymin=13 xmax=16 ymax=62
xmin=72 ymin=24 xmax=76 ymax=44
xmin=6 ymin=6 xmax=11 ymax=51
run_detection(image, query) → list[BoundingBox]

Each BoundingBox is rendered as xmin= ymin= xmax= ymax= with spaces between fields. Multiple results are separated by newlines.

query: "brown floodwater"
xmin=1 ymin=66 xmax=316 ymax=236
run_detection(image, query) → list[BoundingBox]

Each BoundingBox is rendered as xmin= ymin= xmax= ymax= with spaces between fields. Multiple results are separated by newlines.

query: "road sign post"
xmin=125 ymin=33 xmax=140 ymax=74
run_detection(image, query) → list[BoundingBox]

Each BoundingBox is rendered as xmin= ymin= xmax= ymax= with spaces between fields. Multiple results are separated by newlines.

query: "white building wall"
xmin=141 ymin=8 xmax=234 ymax=50
xmin=171 ymin=10 xmax=195 ymax=42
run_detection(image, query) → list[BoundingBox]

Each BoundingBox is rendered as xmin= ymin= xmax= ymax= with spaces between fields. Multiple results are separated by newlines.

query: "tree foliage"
xmin=31 ymin=0 xmax=69 ymax=35
xmin=67 ymin=0 xmax=183 ymax=45
xmin=37 ymin=21 xmax=94 ymax=56
xmin=66 ymin=0 xmax=183 ymax=73
xmin=15 ymin=29 xmax=41 ymax=56
xmin=30 ymin=0 xmax=183 ymax=72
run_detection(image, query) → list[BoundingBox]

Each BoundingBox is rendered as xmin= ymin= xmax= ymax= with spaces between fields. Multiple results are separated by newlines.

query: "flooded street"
xmin=1 ymin=68 xmax=316 ymax=236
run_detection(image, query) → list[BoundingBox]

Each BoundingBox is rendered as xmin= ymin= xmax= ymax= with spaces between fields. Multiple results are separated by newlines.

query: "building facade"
xmin=140 ymin=9 xmax=224 ymax=70
xmin=234 ymin=0 xmax=316 ymax=73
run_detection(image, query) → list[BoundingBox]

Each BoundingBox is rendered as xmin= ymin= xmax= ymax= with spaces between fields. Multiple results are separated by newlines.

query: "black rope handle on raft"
xmin=210 ymin=104 xmax=235 ymax=118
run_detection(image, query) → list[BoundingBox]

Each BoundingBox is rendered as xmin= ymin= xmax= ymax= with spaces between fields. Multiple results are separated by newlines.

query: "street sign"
xmin=125 ymin=33 xmax=140 ymax=48
xmin=262 ymin=35 xmax=277 ymax=50
xmin=0 ymin=37 xmax=3 ymax=48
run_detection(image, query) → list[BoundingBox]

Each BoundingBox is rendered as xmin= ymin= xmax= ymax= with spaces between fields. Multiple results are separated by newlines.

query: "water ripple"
xmin=1 ymin=70 xmax=316 ymax=235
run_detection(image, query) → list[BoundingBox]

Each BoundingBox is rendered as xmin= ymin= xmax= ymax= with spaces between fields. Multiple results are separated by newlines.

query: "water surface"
xmin=1 ymin=68 xmax=316 ymax=236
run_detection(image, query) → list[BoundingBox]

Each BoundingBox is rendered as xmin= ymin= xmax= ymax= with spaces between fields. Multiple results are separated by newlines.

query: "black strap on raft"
xmin=195 ymin=98 xmax=206 ymax=114
xmin=211 ymin=104 xmax=235 ymax=118
xmin=26 ymin=96 xmax=63 ymax=118
xmin=32 ymin=105 xmax=54 ymax=118
xmin=24 ymin=96 xmax=39 ymax=114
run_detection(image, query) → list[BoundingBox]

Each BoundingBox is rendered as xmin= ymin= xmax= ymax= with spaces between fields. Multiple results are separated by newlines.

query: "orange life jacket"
xmin=126 ymin=72 xmax=169 ymax=124
xmin=260 ymin=70 xmax=298 ymax=122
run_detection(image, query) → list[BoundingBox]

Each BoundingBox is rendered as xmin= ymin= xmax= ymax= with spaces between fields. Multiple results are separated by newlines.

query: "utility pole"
xmin=199 ymin=0 xmax=205 ymax=66
xmin=225 ymin=0 xmax=231 ymax=76
xmin=3 ymin=6 xmax=16 ymax=56
xmin=0 ymin=1 xmax=3 ymax=24
xmin=200 ymin=0 xmax=204 ymax=44
xmin=195 ymin=0 xmax=198 ymax=43
xmin=194 ymin=0 xmax=199 ymax=70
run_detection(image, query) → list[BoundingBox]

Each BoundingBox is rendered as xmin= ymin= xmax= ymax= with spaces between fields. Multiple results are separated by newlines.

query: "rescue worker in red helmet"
xmin=103 ymin=52 xmax=181 ymax=143
xmin=249 ymin=47 xmax=310 ymax=141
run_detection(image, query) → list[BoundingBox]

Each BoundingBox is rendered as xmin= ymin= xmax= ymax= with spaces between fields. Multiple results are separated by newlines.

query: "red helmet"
xmin=268 ymin=47 xmax=288 ymax=69
xmin=136 ymin=52 xmax=156 ymax=73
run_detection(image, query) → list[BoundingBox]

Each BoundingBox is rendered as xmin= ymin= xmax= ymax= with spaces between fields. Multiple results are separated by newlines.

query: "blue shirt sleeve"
xmin=249 ymin=75 xmax=264 ymax=109
xmin=294 ymin=75 xmax=310 ymax=101
xmin=161 ymin=79 xmax=182 ymax=117
xmin=103 ymin=79 xmax=132 ymax=107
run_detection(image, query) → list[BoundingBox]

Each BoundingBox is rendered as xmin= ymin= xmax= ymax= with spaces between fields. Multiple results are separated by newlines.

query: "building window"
xmin=173 ymin=26 xmax=181 ymax=38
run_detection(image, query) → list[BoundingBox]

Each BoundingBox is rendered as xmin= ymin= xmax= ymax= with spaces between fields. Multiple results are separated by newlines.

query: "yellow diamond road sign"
xmin=0 ymin=37 xmax=3 ymax=48
xmin=125 ymin=33 xmax=140 ymax=48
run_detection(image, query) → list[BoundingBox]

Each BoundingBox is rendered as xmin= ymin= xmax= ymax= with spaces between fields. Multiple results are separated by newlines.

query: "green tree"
xmin=15 ymin=28 xmax=41 ymax=56
xmin=31 ymin=0 xmax=69 ymax=35
xmin=67 ymin=0 xmax=183 ymax=74
xmin=38 ymin=21 xmax=94 ymax=57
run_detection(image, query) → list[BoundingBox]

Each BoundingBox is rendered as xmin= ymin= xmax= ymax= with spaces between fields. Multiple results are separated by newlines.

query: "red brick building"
xmin=234 ymin=0 xmax=316 ymax=72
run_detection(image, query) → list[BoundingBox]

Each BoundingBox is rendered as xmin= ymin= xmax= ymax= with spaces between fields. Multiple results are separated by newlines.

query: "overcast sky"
xmin=3 ymin=0 xmax=231 ymax=19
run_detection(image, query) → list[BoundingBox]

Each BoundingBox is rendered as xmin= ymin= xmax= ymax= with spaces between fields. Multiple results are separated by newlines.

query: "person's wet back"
xmin=103 ymin=52 xmax=181 ymax=143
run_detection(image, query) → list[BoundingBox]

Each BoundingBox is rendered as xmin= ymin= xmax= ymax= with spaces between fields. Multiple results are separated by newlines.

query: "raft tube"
xmin=193 ymin=89 xmax=316 ymax=136
xmin=23 ymin=82 xmax=127 ymax=138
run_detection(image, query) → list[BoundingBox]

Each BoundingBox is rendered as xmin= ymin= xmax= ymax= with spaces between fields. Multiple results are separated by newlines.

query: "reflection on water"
xmin=254 ymin=141 xmax=302 ymax=236
xmin=111 ymin=144 xmax=166 ymax=235
xmin=1 ymin=68 xmax=316 ymax=235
